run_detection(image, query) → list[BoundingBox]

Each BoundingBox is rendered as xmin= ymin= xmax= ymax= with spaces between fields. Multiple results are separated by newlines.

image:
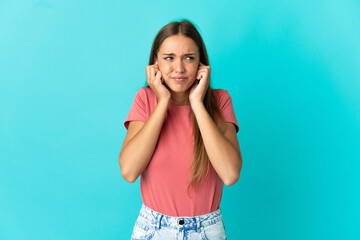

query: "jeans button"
xmin=178 ymin=219 xmax=184 ymax=225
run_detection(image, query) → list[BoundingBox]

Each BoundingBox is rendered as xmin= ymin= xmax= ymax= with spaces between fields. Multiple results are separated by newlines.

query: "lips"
xmin=171 ymin=76 xmax=188 ymax=82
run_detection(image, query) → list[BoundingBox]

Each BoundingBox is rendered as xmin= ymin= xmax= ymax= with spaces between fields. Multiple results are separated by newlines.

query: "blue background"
xmin=1 ymin=0 xmax=359 ymax=239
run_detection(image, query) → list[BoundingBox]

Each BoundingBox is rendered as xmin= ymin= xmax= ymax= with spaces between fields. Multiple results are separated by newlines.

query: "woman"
xmin=119 ymin=19 xmax=242 ymax=239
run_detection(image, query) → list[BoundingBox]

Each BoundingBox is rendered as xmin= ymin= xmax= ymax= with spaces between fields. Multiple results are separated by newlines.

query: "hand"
xmin=189 ymin=62 xmax=210 ymax=104
xmin=146 ymin=61 xmax=171 ymax=103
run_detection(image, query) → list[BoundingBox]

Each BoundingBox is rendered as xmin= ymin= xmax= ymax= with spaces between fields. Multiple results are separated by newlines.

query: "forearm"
xmin=119 ymin=100 xmax=169 ymax=182
xmin=191 ymin=101 xmax=242 ymax=186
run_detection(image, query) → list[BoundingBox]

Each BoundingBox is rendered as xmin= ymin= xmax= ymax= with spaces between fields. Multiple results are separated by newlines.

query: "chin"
xmin=167 ymin=84 xmax=191 ymax=93
xmin=165 ymin=79 xmax=195 ymax=93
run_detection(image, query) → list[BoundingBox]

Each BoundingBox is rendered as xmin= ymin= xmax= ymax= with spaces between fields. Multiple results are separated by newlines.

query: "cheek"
xmin=159 ymin=62 xmax=170 ymax=69
xmin=158 ymin=65 xmax=169 ymax=77
xmin=189 ymin=65 xmax=199 ymax=77
xmin=188 ymin=78 xmax=196 ymax=86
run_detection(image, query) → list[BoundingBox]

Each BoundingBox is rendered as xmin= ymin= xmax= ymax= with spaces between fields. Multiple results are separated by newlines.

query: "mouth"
xmin=171 ymin=77 xmax=188 ymax=82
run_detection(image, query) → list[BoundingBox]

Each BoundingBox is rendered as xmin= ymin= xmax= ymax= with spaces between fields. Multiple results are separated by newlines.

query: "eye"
xmin=164 ymin=57 xmax=173 ymax=60
xmin=186 ymin=56 xmax=195 ymax=60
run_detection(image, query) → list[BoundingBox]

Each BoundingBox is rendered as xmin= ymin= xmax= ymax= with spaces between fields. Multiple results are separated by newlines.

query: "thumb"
xmin=155 ymin=70 xmax=162 ymax=82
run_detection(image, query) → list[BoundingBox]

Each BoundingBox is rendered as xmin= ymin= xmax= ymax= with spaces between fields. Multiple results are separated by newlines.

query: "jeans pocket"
xmin=131 ymin=217 xmax=155 ymax=240
xmin=202 ymin=220 xmax=227 ymax=240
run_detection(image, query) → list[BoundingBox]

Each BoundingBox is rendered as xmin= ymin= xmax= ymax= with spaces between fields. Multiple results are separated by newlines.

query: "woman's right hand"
xmin=146 ymin=62 xmax=171 ymax=103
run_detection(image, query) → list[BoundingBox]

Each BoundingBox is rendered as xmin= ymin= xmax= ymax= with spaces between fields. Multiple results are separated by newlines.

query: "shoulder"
xmin=134 ymin=86 xmax=156 ymax=100
xmin=136 ymin=86 xmax=154 ymax=96
xmin=142 ymin=86 xmax=155 ymax=95
xmin=212 ymin=88 xmax=236 ymax=113
xmin=133 ymin=86 xmax=157 ymax=111
xmin=212 ymin=88 xmax=231 ymax=105
xmin=212 ymin=88 xmax=239 ymax=132
xmin=212 ymin=88 xmax=230 ymax=98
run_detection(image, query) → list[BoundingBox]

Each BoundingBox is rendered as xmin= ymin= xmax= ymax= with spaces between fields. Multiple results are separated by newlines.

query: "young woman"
xmin=119 ymin=19 xmax=242 ymax=239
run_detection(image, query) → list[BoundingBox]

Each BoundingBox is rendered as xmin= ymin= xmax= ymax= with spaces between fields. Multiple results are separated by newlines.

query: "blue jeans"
xmin=130 ymin=204 xmax=227 ymax=240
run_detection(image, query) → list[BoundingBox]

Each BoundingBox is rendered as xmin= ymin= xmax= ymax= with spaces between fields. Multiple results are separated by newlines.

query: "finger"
xmin=150 ymin=67 xmax=156 ymax=82
xmin=153 ymin=67 xmax=159 ymax=77
xmin=198 ymin=64 xmax=210 ymax=73
xmin=152 ymin=66 xmax=157 ymax=76
xmin=146 ymin=66 xmax=150 ymax=82
xmin=152 ymin=63 xmax=160 ymax=73
xmin=198 ymin=65 xmax=209 ymax=70
xmin=197 ymin=70 xmax=204 ymax=79
xmin=155 ymin=70 xmax=162 ymax=82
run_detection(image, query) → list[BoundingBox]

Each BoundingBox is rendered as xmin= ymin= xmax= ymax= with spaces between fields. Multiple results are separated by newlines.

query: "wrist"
xmin=157 ymin=97 xmax=171 ymax=107
xmin=190 ymin=100 xmax=204 ymax=110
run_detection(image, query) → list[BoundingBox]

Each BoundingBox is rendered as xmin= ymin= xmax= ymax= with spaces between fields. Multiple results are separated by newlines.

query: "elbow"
xmin=119 ymin=157 xmax=139 ymax=183
xmin=223 ymin=172 xmax=240 ymax=186
xmin=120 ymin=167 xmax=139 ymax=183
xmin=224 ymin=159 xmax=242 ymax=186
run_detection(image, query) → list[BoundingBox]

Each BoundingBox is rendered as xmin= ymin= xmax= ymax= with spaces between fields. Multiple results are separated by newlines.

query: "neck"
xmin=169 ymin=90 xmax=190 ymax=106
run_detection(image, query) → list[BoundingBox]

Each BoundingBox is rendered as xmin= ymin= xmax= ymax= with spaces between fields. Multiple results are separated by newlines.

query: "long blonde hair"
xmin=148 ymin=19 xmax=223 ymax=192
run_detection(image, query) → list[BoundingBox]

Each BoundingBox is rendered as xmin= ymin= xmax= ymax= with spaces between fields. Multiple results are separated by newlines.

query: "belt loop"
xmin=156 ymin=214 xmax=163 ymax=230
xmin=195 ymin=216 xmax=201 ymax=232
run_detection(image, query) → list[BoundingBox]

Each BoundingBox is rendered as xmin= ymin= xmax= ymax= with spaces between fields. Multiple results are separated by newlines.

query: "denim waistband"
xmin=138 ymin=204 xmax=223 ymax=231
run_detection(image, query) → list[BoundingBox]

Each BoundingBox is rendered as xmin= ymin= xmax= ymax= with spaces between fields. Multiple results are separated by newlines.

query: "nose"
xmin=174 ymin=59 xmax=185 ymax=73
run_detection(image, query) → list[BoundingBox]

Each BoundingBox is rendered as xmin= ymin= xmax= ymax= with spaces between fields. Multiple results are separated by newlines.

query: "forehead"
xmin=159 ymin=35 xmax=199 ymax=54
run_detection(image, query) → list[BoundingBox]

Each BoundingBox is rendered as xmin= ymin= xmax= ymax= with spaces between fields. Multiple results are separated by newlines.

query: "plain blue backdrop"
xmin=1 ymin=0 xmax=359 ymax=239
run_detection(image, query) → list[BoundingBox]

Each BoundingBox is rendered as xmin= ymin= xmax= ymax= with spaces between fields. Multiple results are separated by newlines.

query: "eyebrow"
xmin=161 ymin=53 xmax=196 ymax=56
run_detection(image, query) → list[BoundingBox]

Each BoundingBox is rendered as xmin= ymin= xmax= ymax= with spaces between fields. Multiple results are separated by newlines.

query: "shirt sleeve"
xmin=124 ymin=88 xmax=149 ymax=130
xmin=216 ymin=89 xmax=239 ymax=133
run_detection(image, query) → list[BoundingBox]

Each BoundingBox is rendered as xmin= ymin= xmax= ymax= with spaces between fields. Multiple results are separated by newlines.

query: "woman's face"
xmin=156 ymin=35 xmax=200 ymax=93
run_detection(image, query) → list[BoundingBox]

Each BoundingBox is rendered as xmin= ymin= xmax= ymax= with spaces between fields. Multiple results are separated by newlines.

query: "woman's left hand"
xmin=189 ymin=62 xmax=210 ymax=105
